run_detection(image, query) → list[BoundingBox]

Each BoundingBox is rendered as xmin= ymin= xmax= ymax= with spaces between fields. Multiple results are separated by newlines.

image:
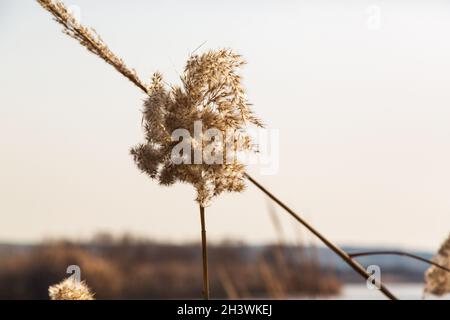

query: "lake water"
xmin=332 ymin=283 xmax=449 ymax=300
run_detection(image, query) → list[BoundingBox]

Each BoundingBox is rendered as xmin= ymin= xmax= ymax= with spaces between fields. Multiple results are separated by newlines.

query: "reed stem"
xmin=349 ymin=251 xmax=450 ymax=273
xmin=199 ymin=205 xmax=210 ymax=300
xmin=244 ymin=173 xmax=398 ymax=300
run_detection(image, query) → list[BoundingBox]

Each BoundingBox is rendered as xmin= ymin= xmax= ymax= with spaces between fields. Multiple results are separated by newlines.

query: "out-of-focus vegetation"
xmin=0 ymin=234 xmax=340 ymax=299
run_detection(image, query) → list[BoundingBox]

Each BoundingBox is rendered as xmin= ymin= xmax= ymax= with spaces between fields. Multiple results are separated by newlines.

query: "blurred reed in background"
xmin=0 ymin=233 xmax=340 ymax=299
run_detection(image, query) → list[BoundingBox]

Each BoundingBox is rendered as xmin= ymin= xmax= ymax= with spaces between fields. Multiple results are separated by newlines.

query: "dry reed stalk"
xmin=217 ymin=266 xmax=239 ymax=299
xmin=267 ymin=203 xmax=287 ymax=246
xmin=130 ymin=50 xmax=262 ymax=299
xmin=36 ymin=0 xmax=149 ymax=93
xmin=245 ymin=173 xmax=398 ymax=300
xmin=267 ymin=203 xmax=291 ymax=289
xmin=291 ymin=220 xmax=307 ymax=287
xmin=309 ymin=238 xmax=322 ymax=296
xmin=234 ymin=274 xmax=251 ymax=298
xmin=36 ymin=0 xmax=400 ymax=300
xmin=38 ymin=1 xmax=259 ymax=301
xmin=199 ymin=205 xmax=210 ymax=300
xmin=258 ymin=256 xmax=285 ymax=299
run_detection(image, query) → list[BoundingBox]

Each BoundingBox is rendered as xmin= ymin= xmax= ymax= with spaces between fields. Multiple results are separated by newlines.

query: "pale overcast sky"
xmin=1 ymin=0 xmax=450 ymax=250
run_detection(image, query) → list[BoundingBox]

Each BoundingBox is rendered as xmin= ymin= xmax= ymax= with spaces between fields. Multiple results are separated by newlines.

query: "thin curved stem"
xmin=244 ymin=173 xmax=398 ymax=300
xmin=349 ymin=251 xmax=450 ymax=273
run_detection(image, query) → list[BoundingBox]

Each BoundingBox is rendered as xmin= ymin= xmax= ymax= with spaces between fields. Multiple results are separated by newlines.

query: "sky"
xmin=1 ymin=0 xmax=450 ymax=250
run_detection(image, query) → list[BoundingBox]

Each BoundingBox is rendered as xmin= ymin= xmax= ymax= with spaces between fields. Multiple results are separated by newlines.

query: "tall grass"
xmin=33 ymin=0 xmax=450 ymax=300
xmin=0 ymin=239 xmax=341 ymax=299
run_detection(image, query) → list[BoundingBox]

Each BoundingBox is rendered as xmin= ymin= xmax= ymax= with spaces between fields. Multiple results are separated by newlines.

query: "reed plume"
xmin=131 ymin=50 xmax=262 ymax=206
xmin=36 ymin=0 xmax=148 ymax=93
xmin=130 ymin=50 xmax=263 ymax=299
xmin=37 ymin=0 xmax=264 ymax=301
xmin=424 ymin=233 xmax=450 ymax=296
xmin=49 ymin=277 xmax=95 ymax=300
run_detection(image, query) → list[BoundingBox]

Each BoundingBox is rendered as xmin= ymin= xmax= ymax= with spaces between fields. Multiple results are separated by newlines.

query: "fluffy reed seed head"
xmin=49 ymin=277 xmax=95 ymax=300
xmin=424 ymin=233 xmax=450 ymax=296
xmin=36 ymin=0 xmax=148 ymax=93
xmin=131 ymin=49 xmax=263 ymax=206
xmin=37 ymin=1 xmax=264 ymax=206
